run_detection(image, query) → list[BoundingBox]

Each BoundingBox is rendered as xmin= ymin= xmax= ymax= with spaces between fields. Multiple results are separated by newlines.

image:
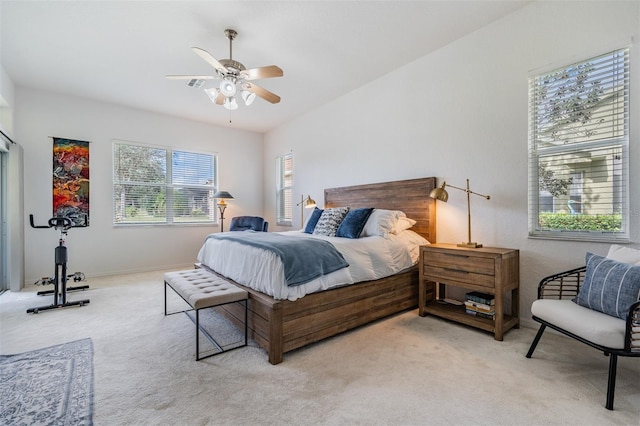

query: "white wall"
xmin=264 ymin=1 xmax=640 ymax=326
xmin=1 ymin=65 xmax=15 ymax=133
xmin=16 ymin=87 xmax=263 ymax=283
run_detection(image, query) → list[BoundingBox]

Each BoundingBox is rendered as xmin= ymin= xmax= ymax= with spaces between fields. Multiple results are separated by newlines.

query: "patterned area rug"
xmin=0 ymin=338 xmax=94 ymax=425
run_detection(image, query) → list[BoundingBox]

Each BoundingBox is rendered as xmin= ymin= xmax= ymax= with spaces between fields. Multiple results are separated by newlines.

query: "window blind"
xmin=113 ymin=141 xmax=217 ymax=225
xmin=528 ymin=48 xmax=629 ymax=241
xmin=276 ymin=152 xmax=293 ymax=226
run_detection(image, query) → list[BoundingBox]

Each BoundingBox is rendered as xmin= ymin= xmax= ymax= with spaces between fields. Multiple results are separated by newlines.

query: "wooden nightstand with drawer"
xmin=419 ymin=244 xmax=520 ymax=340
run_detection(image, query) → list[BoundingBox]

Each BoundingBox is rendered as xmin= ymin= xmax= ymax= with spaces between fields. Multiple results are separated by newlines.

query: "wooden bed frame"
xmin=211 ymin=177 xmax=437 ymax=364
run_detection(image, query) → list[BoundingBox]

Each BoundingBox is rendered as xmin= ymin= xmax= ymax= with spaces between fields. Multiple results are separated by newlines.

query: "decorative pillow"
xmin=303 ymin=208 xmax=324 ymax=234
xmin=573 ymin=252 xmax=640 ymax=319
xmin=313 ymin=207 xmax=350 ymax=237
xmin=360 ymin=209 xmax=405 ymax=238
xmin=391 ymin=216 xmax=417 ymax=234
xmin=607 ymin=244 xmax=640 ymax=265
xmin=336 ymin=207 xmax=374 ymax=239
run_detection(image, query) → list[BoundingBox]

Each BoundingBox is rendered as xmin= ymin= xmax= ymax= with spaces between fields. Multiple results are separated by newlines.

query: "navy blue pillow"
xmin=303 ymin=207 xmax=324 ymax=234
xmin=336 ymin=207 xmax=374 ymax=239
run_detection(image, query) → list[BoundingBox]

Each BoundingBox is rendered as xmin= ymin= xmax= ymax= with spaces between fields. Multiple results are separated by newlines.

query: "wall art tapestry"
xmin=53 ymin=137 xmax=90 ymax=226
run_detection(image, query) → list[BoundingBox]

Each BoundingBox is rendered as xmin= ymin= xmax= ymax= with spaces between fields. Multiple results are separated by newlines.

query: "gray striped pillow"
xmin=573 ymin=252 xmax=640 ymax=319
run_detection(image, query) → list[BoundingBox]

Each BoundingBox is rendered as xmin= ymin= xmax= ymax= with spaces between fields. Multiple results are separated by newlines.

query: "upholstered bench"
xmin=526 ymin=263 xmax=640 ymax=410
xmin=164 ymin=269 xmax=248 ymax=360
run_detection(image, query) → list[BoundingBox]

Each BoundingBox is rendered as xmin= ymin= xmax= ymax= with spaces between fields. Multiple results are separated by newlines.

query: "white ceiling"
xmin=1 ymin=1 xmax=530 ymax=133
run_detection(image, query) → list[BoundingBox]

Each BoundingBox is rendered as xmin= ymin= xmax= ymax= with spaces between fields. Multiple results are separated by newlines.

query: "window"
xmin=113 ymin=141 xmax=217 ymax=225
xmin=276 ymin=152 xmax=293 ymax=226
xmin=528 ymin=48 xmax=629 ymax=242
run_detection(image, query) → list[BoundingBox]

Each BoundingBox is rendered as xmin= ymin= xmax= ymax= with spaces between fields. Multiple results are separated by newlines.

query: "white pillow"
xmin=391 ymin=216 xmax=416 ymax=234
xmin=361 ymin=209 xmax=405 ymax=238
xmin=391 ymin=229 xmax=430 ymax=263
xmin=606 ymin=244 xmax=640 ymax=265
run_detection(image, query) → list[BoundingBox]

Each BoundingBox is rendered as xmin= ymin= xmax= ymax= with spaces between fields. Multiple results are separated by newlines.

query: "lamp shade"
xmin=241 ymin=90 xmax=256 ymax=106
xmin=429 ymin=184 xmax=449 ymax=202
xmin=212 ymin=191 xmax=234 ymax=199
xmin=219 ymin=79 xmax=237 ymax=97
xmin=204 ymin=87 xmax=222 ymax=104
xmin=224 ymin=97 xmax=238 ymax=110
xmin=304 ymin=196 xmax=317 ymax=208
xmin=212 ymin=190 xmax=234 ymax=205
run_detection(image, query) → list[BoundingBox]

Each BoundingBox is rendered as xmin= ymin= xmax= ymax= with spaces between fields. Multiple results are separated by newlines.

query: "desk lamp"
xmin=430 ymin=179 xmax=490 ymax=248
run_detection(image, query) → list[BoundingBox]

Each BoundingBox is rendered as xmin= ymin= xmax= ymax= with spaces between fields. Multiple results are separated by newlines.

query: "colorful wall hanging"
xmin=53 ymin=137 xmax=90 ymax=226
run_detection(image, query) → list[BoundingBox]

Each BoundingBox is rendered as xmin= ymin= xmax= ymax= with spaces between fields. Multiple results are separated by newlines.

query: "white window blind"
xmin=528 ymin=48 xmax=629 ymax=242
xmin=276 ymin=152 xmax=293 ymax=226
xmin=113 ymin=141 xmax=217 ymax=225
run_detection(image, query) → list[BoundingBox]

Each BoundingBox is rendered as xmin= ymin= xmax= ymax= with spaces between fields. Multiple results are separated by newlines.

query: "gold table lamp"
xmin=297 ymin=194 xmax=317 ymax=225
xmin=430 ymin=179 xmax=490 ymax=248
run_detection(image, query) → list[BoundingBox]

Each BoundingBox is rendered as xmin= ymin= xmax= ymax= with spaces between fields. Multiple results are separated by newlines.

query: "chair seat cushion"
xmin=531 ymin=299 xmax=626 ymax=349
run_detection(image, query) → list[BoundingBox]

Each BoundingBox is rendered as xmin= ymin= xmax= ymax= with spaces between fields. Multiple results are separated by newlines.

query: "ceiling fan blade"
xmin=192 ymin=47 xmax=228 ymax=75
xmin=244 ymin=83 xmax=281 ymax=104
xmin=165 ymin=75 xmax=216 ymax=80
xmin=240 ymin=65 xmax=284 ymax=81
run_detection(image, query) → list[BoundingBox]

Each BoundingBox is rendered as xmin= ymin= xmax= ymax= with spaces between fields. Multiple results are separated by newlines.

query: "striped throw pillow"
xmin=573 ymin=252 xmax=640 ymax=319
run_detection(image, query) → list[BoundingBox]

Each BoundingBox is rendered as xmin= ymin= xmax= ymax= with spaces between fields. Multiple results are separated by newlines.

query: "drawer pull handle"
xmin=444 ymin=268 xmax=468 ymax=274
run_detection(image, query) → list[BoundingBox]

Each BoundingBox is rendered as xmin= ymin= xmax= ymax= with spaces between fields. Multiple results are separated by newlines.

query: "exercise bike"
xmin=27 ymin=214 xmax=90 ymax=314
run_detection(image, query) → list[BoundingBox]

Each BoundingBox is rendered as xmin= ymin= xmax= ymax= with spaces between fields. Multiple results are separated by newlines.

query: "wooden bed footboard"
xmin=214 ymin=267 xmax=418 ymax=364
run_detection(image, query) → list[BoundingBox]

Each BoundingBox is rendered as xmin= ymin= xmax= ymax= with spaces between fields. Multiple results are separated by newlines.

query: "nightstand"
xmin=419 ymin=243 xmax=520 ymax=340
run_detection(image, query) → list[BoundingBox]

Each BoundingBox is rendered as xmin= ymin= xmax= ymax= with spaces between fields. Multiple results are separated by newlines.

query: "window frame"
xmin=275 ymin=152 xmax=293 ymax=227
xmin=528 ymin=48 xmax=630 ymax=243
xmin=112 ymin=140 xmax=218 ymax=226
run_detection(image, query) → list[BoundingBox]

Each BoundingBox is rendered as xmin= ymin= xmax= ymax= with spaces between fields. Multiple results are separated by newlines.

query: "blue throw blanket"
xmin=207 ymin=232 xmax=349 ymax=286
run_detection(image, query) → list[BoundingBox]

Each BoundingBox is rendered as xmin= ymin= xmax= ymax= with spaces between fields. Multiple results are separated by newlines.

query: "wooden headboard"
xmin=324 ymin=177 xmax=437 ymax=243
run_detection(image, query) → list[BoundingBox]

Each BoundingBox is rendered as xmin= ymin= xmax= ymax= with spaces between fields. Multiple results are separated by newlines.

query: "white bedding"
xmin=196 ymin=229 xmax=429 ymax=301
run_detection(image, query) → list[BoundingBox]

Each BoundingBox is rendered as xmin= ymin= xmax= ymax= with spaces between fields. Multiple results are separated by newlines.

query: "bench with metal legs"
xmin=164 ymin=269 xmax=248 ymax=360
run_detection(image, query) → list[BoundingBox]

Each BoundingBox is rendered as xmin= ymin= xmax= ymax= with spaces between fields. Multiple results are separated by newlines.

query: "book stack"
xmin=464 ymin=291 xmax=495 ymax=320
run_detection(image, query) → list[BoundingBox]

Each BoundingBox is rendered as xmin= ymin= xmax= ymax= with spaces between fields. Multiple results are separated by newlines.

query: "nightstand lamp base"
xmin=458 ymin=242 xmax=482 ymax=248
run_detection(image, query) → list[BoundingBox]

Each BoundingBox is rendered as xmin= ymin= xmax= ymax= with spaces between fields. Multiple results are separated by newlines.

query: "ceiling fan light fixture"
xmin=241 ymin=90 xmax=256 ymax=106
xmin=204 ymin=87 xmax=219 ymax=103
xmin=224 ymin=97 xmax=238 ymax=110
xmin=219 ymin=79 xmax=237 ymax=97
xmin=169 ymin=28 xmax=283 ymax=111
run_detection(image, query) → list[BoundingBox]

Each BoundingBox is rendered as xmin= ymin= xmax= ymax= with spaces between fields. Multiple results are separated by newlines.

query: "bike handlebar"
xmin=29 ymin=214 xmax=88 ymax=230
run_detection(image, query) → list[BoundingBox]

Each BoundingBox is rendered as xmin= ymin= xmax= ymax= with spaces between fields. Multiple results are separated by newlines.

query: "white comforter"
xmin=197 ymin=230 xmax=429 ymax=301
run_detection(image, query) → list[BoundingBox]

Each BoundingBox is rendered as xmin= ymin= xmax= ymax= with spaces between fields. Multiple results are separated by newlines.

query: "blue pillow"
xmin=573 ymin=252 xmax=640 ymax=319
xmin=336 ymin=207 xmax=374 ymax=239
xmin=303 ymin=208 xmax=323 ymax=234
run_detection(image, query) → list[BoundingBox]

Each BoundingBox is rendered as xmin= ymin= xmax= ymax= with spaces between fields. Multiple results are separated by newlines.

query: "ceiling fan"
xmin=166 ymin=28 xmax=283 ymax=110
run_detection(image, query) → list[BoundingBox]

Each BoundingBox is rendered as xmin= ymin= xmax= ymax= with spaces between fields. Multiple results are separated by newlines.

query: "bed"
xmin=199 ymin=177 xmax=436 ymax=364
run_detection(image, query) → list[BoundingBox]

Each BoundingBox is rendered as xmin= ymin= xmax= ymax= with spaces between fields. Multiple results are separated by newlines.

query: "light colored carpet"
xmin=1 ymin=270 xmax=638 ymax=425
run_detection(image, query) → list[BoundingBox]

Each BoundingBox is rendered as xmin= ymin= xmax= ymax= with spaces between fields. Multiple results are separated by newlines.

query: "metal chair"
xmin=526 ymin=267 xmax=640 ymax=410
